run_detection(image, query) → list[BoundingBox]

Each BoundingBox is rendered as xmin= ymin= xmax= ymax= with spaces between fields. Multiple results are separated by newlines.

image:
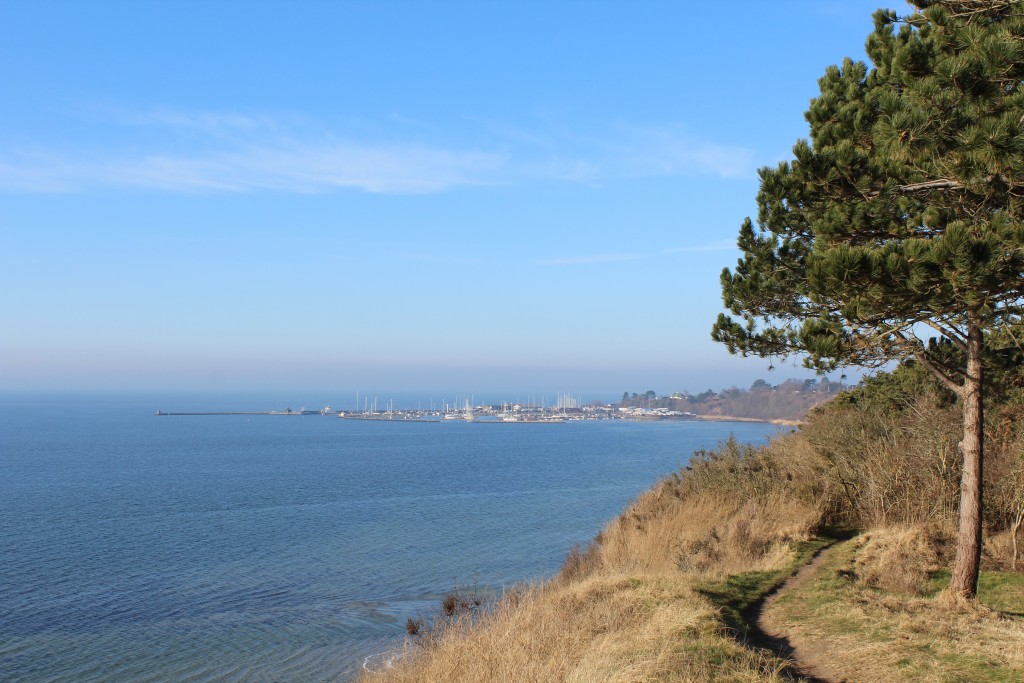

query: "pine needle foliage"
xmin=711 ymin=0 xmax=1024 ymax=598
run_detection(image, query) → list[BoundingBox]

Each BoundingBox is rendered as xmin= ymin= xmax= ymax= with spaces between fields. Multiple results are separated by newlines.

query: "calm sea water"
xmin=0 ymin=394 xmax=780 ymax=682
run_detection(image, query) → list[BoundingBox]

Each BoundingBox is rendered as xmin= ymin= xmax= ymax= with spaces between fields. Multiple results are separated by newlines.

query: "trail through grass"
xmin=696 ymin=536 xmax=838 ymax=638
xmin=757 ymin=535 xmax=1024 ymax=682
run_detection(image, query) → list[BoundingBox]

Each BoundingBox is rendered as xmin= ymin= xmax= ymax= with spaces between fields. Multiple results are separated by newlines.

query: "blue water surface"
xmin=0 ymin=394 xmax=781 ymax=682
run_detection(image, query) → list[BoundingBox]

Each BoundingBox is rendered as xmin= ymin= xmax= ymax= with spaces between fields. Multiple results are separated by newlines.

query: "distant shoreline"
xmin=153 ymin=409 xmax=805 ymax=426
xmin=693 ymin=414 xmax=802 ymax=427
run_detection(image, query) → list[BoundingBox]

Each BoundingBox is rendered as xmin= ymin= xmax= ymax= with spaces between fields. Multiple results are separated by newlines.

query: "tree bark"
xmin=950 ymin=317 xmax=984 ymax=599
xmin=1012 ymin=510 xmax=1022 ymax=572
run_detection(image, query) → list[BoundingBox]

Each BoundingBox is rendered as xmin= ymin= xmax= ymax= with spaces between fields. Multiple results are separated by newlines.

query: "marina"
xmin=154 ymin=396 xmax=707 ymax=423
xmin=156 ymin=393 xmax=600 ymax=423
xmin=152 ymin=391 xmax=740 ymax=425
xmin=155 ymin=407 xmax=575 ymax=423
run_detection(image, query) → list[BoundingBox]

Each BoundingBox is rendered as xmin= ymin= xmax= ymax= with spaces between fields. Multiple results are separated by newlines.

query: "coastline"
xmin=693 ymin=414 xmax=802 ymax=427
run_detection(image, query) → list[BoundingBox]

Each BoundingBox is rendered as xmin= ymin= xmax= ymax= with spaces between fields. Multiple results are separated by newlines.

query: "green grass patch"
xmin=933 ymin=651 xmax=1024 ymax=683
xmin=695 ymin=533 xmax=840 ymax=636
xmin=762 ymin=534 xmax=1024 ymax=682
xmin=925 ymin=569 xmax=1024 ymax=614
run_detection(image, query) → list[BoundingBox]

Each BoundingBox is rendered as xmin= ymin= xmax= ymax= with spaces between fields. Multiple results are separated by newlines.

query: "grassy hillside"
xmin=358 ymin=363 xmax=1024 ymax=682
xmin=762 ymin=532 xmax=1024 ymax=682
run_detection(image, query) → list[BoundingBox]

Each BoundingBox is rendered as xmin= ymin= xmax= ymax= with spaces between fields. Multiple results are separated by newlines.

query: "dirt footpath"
xmin=749 ymin=547 xmax=845 ymax=683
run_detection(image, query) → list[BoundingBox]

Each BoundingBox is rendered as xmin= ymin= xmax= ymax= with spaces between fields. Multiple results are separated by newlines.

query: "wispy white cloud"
xmin=611 ymin=126 xmax=756 ymax=180
xmin=534 ymin=253 xmax=641 ymax=266
xmin=1 ymin=106 xmax=505 ymax=194
xmin=0 ymin=153 xmax=80 ymax=192
xmin=0 ymin=142 xmax=505 ymax=194
xmin=0 ymin=108 xmax=757 ymax=194
xmin=507 ymin=122 xmax=757 ymax=183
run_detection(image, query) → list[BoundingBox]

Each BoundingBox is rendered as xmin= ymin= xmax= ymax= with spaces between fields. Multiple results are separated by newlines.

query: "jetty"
xmin=155 ymin=409 xmax=320 ymax=416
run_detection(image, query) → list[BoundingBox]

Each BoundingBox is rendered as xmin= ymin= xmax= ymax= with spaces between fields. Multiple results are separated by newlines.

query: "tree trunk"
xmin=950 ymin=318 xmax=984 ymax=599
xmin=1012 ymin=510 xmax=1022 ymax=572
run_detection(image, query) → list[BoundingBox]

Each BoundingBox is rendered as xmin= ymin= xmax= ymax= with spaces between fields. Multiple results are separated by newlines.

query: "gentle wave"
xmin=0 ymin=397 xmax=780 ymax=682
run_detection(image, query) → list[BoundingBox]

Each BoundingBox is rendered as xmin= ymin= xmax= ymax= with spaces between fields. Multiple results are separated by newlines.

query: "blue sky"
xmin=1 ymin=1 xmax=899 ymax=398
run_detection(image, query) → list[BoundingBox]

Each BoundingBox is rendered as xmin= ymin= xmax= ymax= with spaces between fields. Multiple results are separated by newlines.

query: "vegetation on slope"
xmin=618 ymin=378 xmax=845 ymax=422
xmin=358 ymin=360 xmax=1023 ymax=682
xmin=711 ymin=0 xmax=1024 ymax=598
xmin=762 ymin=532 xmax=1024 ymax=682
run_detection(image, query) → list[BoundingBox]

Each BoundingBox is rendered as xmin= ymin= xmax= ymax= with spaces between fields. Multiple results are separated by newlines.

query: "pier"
xmin=155 ymin=410 xmax=321 ymax=416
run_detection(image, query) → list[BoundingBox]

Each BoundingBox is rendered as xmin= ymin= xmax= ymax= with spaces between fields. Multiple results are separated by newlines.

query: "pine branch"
xmin=887 ymin=328 xmax=966 ymax=390
xmin=914 ymin=351 xmax=965 ymax=395
xmin=928 ymin=320 xmax=969 ymax=351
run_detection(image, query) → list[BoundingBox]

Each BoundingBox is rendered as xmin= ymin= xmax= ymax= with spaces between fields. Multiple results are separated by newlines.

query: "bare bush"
xmin=801 ymin=391 xmax=963 ymax=528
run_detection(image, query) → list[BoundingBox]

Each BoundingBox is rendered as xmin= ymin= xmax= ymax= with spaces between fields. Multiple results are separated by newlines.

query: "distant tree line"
xmin=618 ymin=377 xmax=845 ymax=421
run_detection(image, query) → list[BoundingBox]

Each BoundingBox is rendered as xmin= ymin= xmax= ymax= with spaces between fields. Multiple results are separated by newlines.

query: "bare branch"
xmin=865 ymin=175 xmax=1016 ymax=198
xmin=898 ymin=179 xmax=969 ymax=192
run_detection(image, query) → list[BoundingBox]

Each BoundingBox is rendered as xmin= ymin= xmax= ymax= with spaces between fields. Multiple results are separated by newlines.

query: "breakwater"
xmin=155 ymin=410 xmax=320 ymax=416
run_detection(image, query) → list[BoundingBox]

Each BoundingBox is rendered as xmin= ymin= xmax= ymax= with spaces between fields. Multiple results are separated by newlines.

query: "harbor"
xmin=155 ymin=405 xmax=578 ymax=423
xmin=154 ymin=392 xmax=711 ymax=423
xmin=158 ymin=394 xmax=585 ymax=422
xmin=159 ymin=396 xmax=601 ymax=423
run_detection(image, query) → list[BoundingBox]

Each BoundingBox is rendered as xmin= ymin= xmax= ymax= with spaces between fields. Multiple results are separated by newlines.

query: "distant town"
xmin=156 ymin=378 xmax=847 ymax=424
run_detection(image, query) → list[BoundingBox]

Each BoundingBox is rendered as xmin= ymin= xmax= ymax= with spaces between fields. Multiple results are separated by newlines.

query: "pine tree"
xmin=711 ymin=0 xmax=1024 ymax=598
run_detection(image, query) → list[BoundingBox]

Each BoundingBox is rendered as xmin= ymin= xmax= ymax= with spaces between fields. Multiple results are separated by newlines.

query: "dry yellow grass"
xmin=357 ymin=419 xmax=1023 ymax=682
xmin=597 ymin=489 xmax=818 ymax=578
xmin=764 ymin=533 xmax=1024 ymax=682
xmin=357 ymin=477 xmax=820 ymax=683
xmin=985 ymin=527 xmax=1024 ymax=571
xmin=357 ymin=572 xmax=789 ymax=683
xmin=854 ymin=526 xmax=944 ymax=596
